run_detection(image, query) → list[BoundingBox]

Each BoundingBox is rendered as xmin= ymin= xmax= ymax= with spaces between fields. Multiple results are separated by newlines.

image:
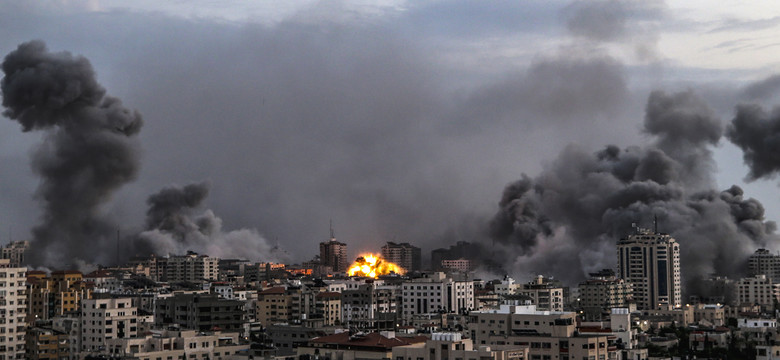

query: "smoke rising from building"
xmin=1 ymin=40 xmax=143 ymax=266
xmin=487 ymin=90 xmax=778 ymax=287
xmin=726 ymin=104 xmax=780 ymax=180
xmin=137 ymin=182 xmax=287 ymax=263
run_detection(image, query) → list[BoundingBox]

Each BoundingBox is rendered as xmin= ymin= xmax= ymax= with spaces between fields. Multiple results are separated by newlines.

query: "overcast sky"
xmin=2 ymin=0 xmax=780 ymax=276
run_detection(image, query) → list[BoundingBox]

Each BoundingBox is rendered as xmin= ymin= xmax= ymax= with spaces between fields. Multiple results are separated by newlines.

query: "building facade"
xmin=617 ymin=227 xmax=681 ymax=310
xmin=0 ymin=259 xmax=26 ymax=360
xmin=748 ymin=249 xmax=780 ymax=282
xmin=737 ymin=275 xmax=779 ymax=311
xmin=80 ymin=297 xmax=140 ymax=353
xmin=401 ymin=273 xmax=474 ymax=324
xmin=320 ymin=238 xmax=348 ymax=274
xmin=578 ymin=269 xmax=634 ymax=321
xmin=381 ymin=242 xmax=421 ymax=273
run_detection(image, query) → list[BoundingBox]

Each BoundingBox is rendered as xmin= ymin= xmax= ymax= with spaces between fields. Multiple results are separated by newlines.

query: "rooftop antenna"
xmin=116 ymin=229 xmax=120 ymax=267
xmin=654 ymin=214 xmax=658 ymax=233
xmin=330 ymin=219 xmax=335 ymax=241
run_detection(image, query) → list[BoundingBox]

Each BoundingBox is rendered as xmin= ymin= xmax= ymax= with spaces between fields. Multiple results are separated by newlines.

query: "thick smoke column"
xmin=726 ymin=104 xmax=780 ymax=180
xmin=1 ymin=41 xmax=142 ymax=266
xmin=138 ymin=182 xmax=287 ymax=262
xmin=488 ymin=91 xmax=777 ymax=287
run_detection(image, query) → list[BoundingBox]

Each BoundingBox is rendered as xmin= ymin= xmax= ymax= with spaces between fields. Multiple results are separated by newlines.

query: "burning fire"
xmin=348 ymin=254 xmax=404 ymax=278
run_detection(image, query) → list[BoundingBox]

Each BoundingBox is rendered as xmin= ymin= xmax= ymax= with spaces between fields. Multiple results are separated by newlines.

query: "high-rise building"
xmin=617 ymin=226 xmax=681 ymax=310
xmin=0 ymin=259 xmax=27 ymax=360
xmin=381 ymin=242 xmax=421 ymax=272
xmin=1 ymin=240 xmax=28 ymax=267
xmin=748 ymin=249 xmax=780 ymax=282
xmin=319 ymin=226 xmax=347 ymax=273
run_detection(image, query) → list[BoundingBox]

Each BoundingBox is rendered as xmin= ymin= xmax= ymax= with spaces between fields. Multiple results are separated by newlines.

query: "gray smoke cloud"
xmin=726 ymin=104 xmax=780 ymax=180
xmin=741 ymin=74 xmax=780 ymax=101
xmin=488 ymin=90 xmax=777 ymax=287
xmin=137 ymin=182 xmax=287 ymax=262
xmin=1 ymin=40 xmax=142 ymax=267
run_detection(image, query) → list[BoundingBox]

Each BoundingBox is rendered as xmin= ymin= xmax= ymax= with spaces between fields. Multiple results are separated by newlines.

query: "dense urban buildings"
xmin=2 ymin=224 xmax=778 ymax=359
xmin=617 ymin=226 xmax=682 ymax=310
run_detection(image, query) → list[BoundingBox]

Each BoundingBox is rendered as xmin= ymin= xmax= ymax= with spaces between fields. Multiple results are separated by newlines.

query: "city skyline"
xmin=2 ymin=1 xmax=780 ymax=287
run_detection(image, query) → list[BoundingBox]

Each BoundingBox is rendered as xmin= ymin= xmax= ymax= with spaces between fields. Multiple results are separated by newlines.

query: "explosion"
xmin=348 ymin=254 xmax=405 ymax=278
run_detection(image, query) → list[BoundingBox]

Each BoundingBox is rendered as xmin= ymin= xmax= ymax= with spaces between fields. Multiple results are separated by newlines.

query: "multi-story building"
xmin=27 ymin=270 xmax=92 ymax=324
xmin=243 ymin=262 xmax=285 ymax=283
xmin=441 ymin=259 xmax=473 ymax=273
xmin=468 ymin=303 xmax=617 ymax=360
xmin=80 ymin=297 xmax=139 ymax=353
xmin=128 ymin=252 xmax=219 ymax=282
xmin=320 ymin=235 xmax=348 ymax=274
xmin=493 ymin=277 xmax=522 ymax=296
xmin=342 ymin=284 xmax=397 ymax=330
xmin=393 ymin=332 xmax=529 ymax=360
xmin=315 ymin=292 xmax=341 ymax=326
xmin=381 ymin=242 xmax=421 ymax=273
xmin=401 ymin=272 xmax=474 ymax=324
xmin=431 ymin=241 xmax=483 ymax=272
xmin=578 ymin=269 xmax=633 ymax=321
xmin=0 ymin=241 xmax=28 ymax=267
xmin=25 ymin=326 xmax=69 ymax=360
xmin=748 ymin=249 xmax=780 ymax=282
xmin=519 ymin=276 xmax=564 ymax=312
xmin=617 ymin=226 xmax=681 ymax=310
xmin=256 ymin=287 xmax=291 ymax=326
xmin=165 ymin=252 xmax=219 ymax=282
xmin=103 ymin=329 xmax=248 ymax=359
xmin=737 ymin=275 xmax=779 ymax=311
xmin=155 ymin=293 xmax=244 ymax=334
xmin=0 ymin=259 xmax=26 ymax=360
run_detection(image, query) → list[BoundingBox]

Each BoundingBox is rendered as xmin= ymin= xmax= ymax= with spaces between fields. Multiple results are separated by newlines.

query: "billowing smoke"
xmin=1 ymin=40 xmax=142 ymax=267
xmin=488 ymin=90 xmax=777 ymax=287
xmin=137 ymin=182 xmax=287 ymax=262
xmin=726 ymin=104 xmax=780 ymax=180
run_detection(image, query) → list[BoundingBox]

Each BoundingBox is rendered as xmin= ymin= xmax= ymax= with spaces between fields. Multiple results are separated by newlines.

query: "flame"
xmin=348 ymin=253 xmax=404 ymax=278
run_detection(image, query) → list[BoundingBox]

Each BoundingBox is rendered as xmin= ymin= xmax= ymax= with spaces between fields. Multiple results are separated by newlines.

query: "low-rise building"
xmin=103 ymin=329 xmax=248 ymax=359
xmin=393 ymin=332 xmax=528 ymax=360
xmin=297 ymin=331 xmax=428 ymax=360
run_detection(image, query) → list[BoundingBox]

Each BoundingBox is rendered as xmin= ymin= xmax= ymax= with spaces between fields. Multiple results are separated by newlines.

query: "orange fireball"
xmin=348 ymin=253 xmax=404 ymax=277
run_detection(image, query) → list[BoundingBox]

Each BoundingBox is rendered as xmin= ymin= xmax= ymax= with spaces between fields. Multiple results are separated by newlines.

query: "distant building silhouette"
xmin=319 ymin=224 xmax=347 ymax=273
xmin=381 ymin=242 xmax=421 ymax=272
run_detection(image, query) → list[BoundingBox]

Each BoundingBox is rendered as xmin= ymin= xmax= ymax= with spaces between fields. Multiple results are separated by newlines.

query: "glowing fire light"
xmin=348 ymin=253 xmax=404 ymax=278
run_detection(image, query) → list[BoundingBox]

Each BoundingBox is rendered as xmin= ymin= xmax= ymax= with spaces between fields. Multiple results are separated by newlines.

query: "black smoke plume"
xmin=487 ymin=90 xmax=776 ymax=287
xmin=137 ymin=182 xmax=287 ymax=262
xmin=726 ymin=104 xmax=780 ymax=180
xmin=1 ymin=40 xmax=142 ymax=266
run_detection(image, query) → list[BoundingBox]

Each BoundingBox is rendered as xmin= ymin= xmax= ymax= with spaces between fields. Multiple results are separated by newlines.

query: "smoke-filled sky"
xmin=3 ymin=0 xmax=780 ymax=284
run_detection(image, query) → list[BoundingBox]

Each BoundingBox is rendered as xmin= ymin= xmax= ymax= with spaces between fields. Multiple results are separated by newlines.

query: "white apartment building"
xmin=737 ymin=275 xmax=779 ymax=311
xmin=81 ymin=298 xmax=139 ymax=353
xmin=401 ymin=272 xmax=474 ymax=324
xmin=165 ymin=253 xmax=219 ymax=282
xmin=493 ymin=277 xmax=521 ymax=296
xmin=0 ymin=259 xmax=26 ymax=360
